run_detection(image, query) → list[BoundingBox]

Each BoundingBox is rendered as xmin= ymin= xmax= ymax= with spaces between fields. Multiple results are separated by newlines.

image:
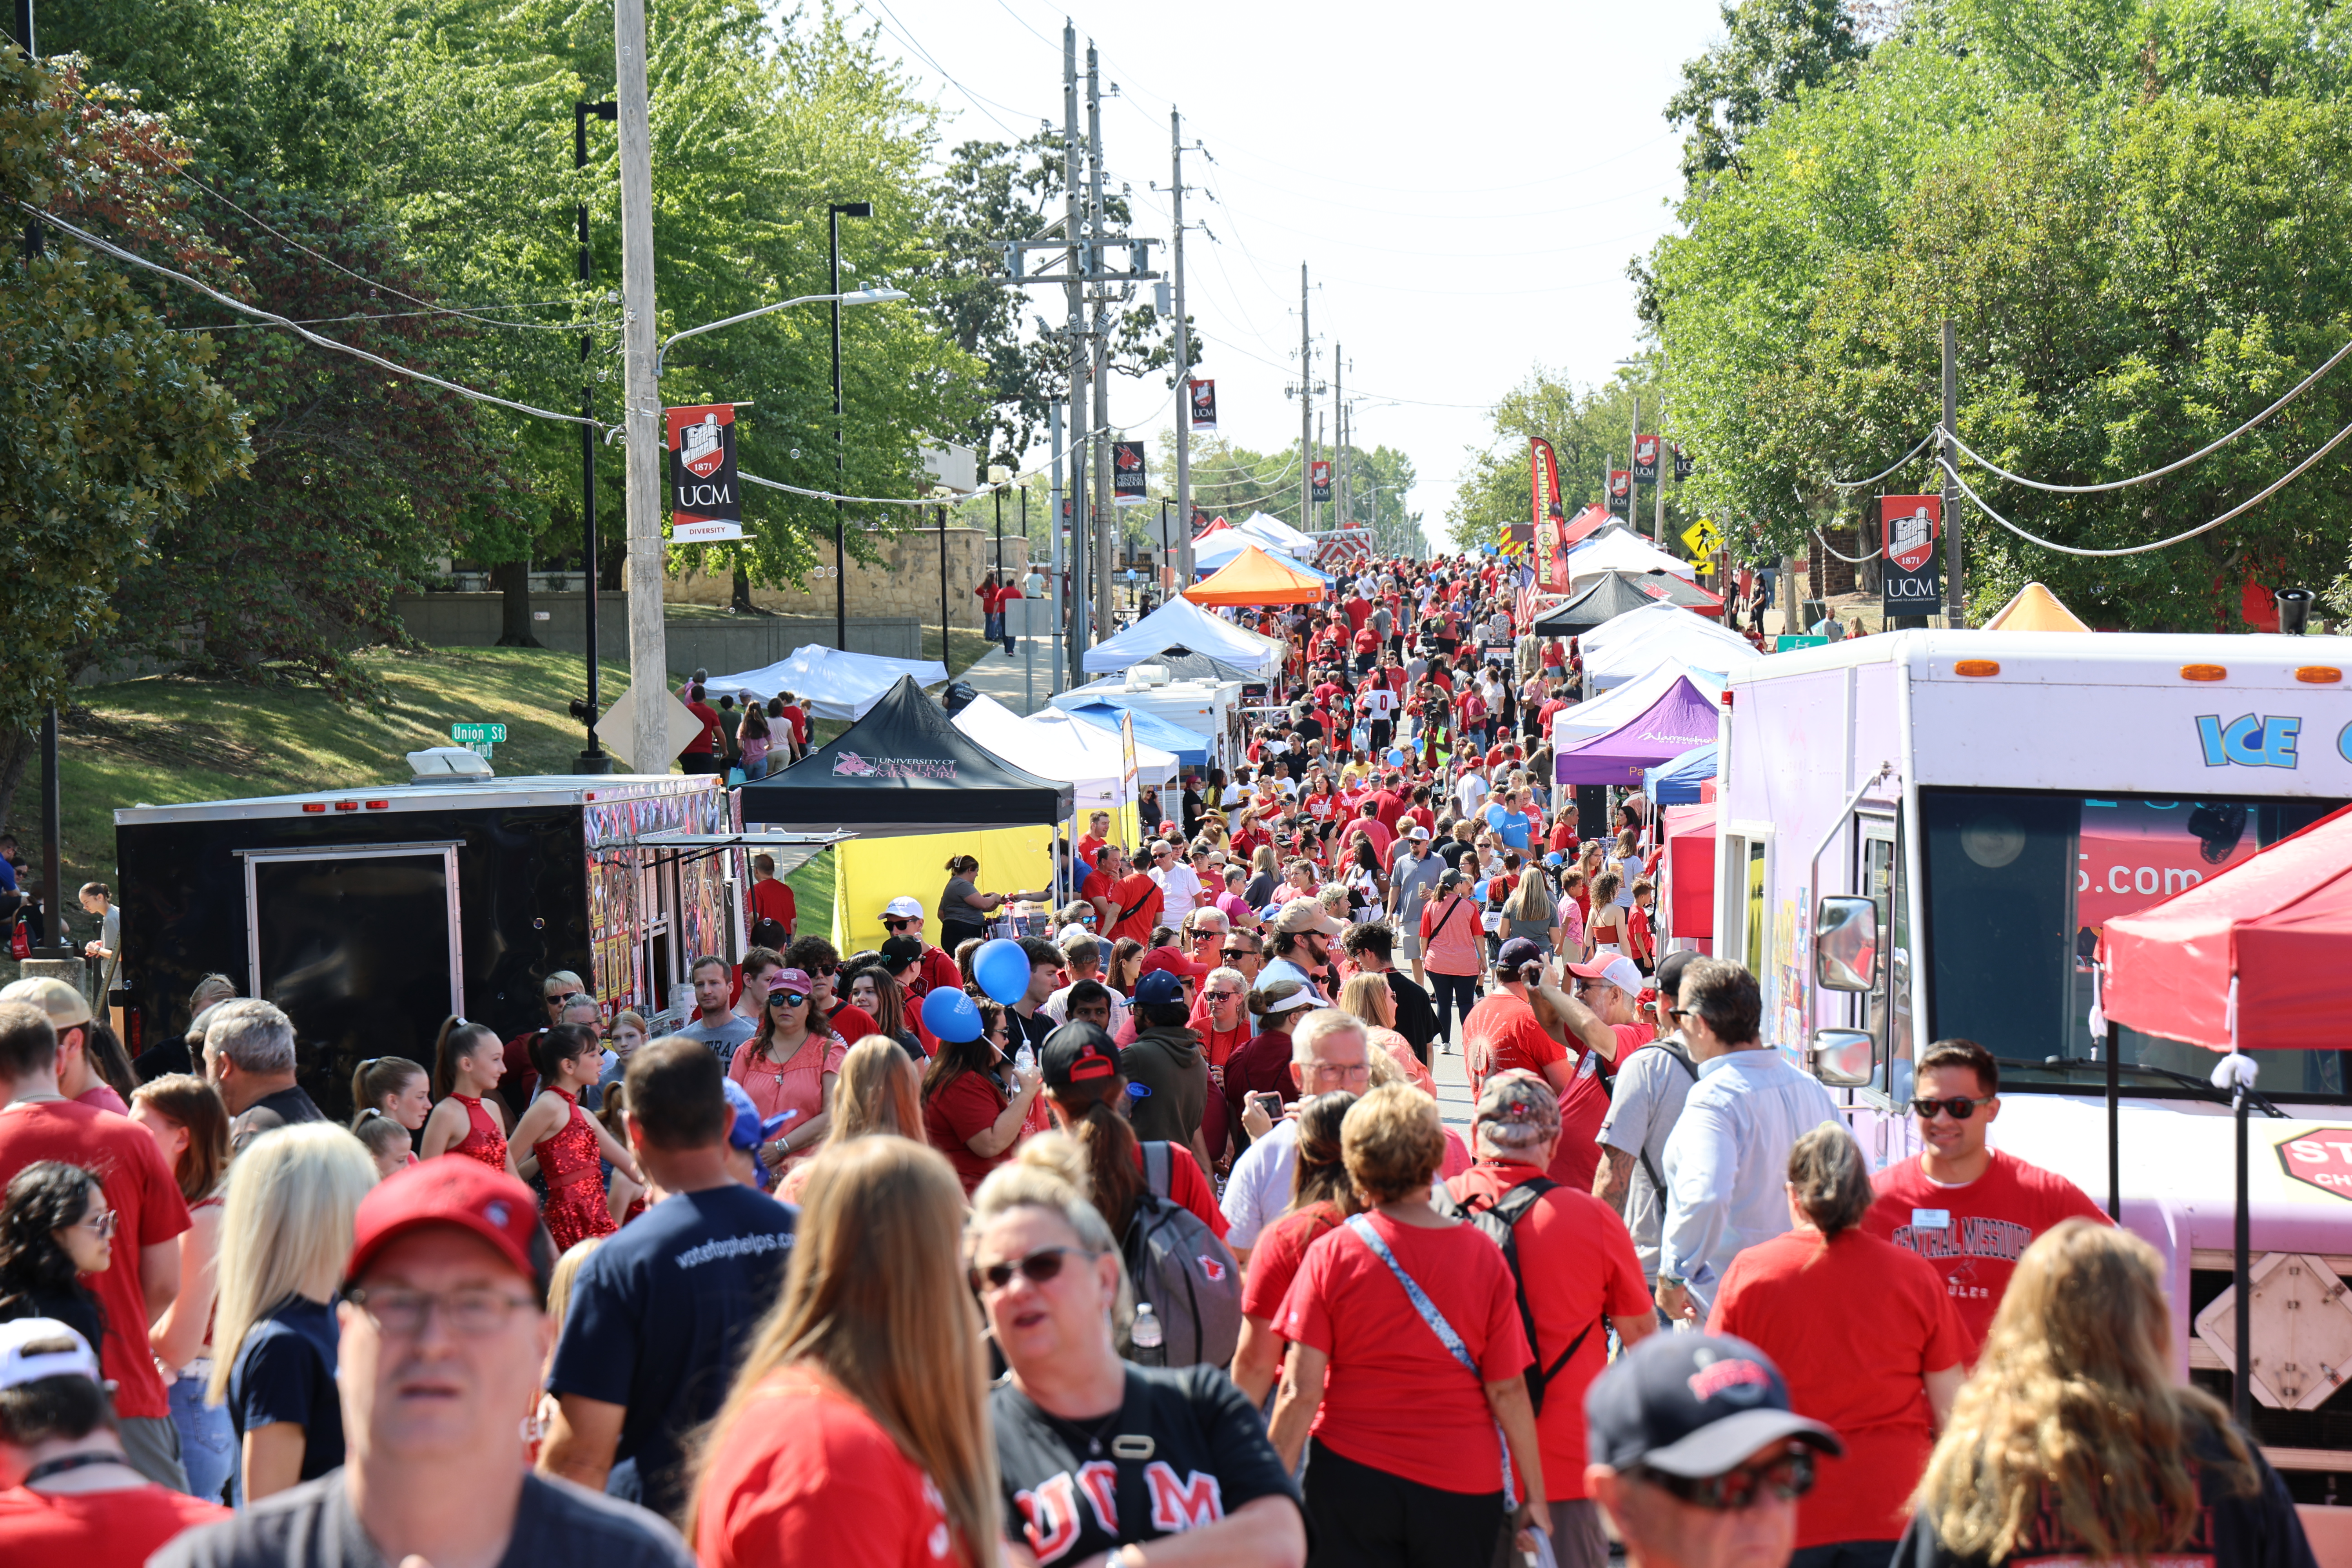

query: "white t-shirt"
xmin=1153 ymin=862 xmax=1203 ymax=919
xmin=1454 ymin=771 xmax=1490 ymax=819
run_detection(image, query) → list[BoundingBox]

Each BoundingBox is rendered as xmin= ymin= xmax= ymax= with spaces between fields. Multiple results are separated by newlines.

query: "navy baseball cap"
xmin=1134 ymin=969 xmax=1187 ymax=1007
xmin=1495 ymin=937 xmax=1547 ymax=974
xmin=1586 ymin=1333 xmax=1841 ymax=1478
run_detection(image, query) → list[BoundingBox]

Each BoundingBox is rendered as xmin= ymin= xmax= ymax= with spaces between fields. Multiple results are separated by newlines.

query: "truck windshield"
xmin=1920 ymin=788 xmax=2347 ymax=1097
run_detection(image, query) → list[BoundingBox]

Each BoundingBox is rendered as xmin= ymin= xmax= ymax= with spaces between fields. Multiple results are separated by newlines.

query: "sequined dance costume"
xmin=449 ymin=1093 xmax=509 ymax=1172
xmin=534 ymin=1087 xmax=616 ymax=1251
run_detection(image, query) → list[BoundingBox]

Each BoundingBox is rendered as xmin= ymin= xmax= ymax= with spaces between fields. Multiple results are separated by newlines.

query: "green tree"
xmin=1664 ymin=0 xmax=1871 ymax=192
xmin=1446 ymin=366 xmax=1693 ymax=552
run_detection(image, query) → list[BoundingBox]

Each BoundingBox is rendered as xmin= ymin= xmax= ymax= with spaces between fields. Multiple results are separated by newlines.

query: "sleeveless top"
xmin=448 ymin=1093 xmax=508 ymax=1171
xmin=531 ymin=1087 xmax=602 ymax=1193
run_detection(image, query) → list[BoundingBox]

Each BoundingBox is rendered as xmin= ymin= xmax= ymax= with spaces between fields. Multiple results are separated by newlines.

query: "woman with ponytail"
xmin=418 ymin=1016 xmax=519 ymax=1176
xmin=1033 ymin=1022 xmax=1227 ymax=1241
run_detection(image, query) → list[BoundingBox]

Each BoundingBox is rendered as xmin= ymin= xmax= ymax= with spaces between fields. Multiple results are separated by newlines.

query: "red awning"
xmin=1662 ymin=801 xmax=1717 ymax=946
xmin=1561 ymin=505 xmax=1617 ymax=548
xmin=2101 ymin=804 xmax=2352 ymax=1051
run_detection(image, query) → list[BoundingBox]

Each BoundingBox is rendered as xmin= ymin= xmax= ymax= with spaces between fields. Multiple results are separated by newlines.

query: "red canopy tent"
xmin=2098 ymin=801 xmax=2352 ymax=1427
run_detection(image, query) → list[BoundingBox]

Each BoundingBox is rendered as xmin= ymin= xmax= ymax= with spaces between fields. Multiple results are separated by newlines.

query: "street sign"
xmin=1681 ymin=518 xmax=1722 ymax=556
xmin=1774 ymin=634 xmax=1829 ymax=653
xmin=450 ymin=723 xmax=507 ymax=743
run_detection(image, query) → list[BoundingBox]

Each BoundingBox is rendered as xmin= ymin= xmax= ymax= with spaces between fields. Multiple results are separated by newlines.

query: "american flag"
xmin=1513 ymin=561 xmax=1538 ymax=632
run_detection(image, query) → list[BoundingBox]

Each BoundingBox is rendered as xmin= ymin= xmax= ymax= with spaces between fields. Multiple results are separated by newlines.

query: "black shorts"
xmin=1304 ymin=1437 xmax=1504 ymax=1568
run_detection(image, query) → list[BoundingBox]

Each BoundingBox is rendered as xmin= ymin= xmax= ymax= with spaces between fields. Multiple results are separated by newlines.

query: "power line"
xmin=172 ymin=299 xmax=603 ymax=334
xmin=1824 ymin=430 xmax=1938 ymax=490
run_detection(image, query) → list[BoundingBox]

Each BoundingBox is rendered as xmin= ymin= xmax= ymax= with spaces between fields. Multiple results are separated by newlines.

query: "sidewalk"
xmin=957 ymin=630 xmax=1063 ymax=717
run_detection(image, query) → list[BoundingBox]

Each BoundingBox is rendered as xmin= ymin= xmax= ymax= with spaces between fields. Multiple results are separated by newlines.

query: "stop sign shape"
xmin=2277 ymin=1131 xmax=2352 ymax=1200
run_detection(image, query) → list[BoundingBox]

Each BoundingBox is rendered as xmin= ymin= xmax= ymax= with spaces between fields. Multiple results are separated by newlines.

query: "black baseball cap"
xmin=1496 ymin=937 xmax=1546 ymax=973
xmin=1585 ymin=1333 xmax=1840 ymax=1478
xmin=1656 ymin=947 xmax=1697 ymax=1003
xmin=1040 ymin=1022 xmax=1121 ymax=1091
xmin=878 ymin=935 xmax=924 ymax=974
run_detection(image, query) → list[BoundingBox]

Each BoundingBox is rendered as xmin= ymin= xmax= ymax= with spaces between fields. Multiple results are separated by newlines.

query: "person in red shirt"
xmin=0 ymin=1318 xmax=230 ymax=1567
xmin=0 ymin=1002 xmax=191 ymax=1490
xmin=1077 ymin=844 xmax=1121 ymax=928
xmin=1710 ymin=1124 xmax=1967 ymax=1566
xmin=1074 ymin=810 xmax=1112 ymax=871
xmin=1231 ymin=1091 xmax=1357 ymax=1406
xmin=1448 ymin=1071 xmax=1657 ymax=1568
xmin=1104 ymin=858 xmax=1163 ymax=946
xmin=1860 ymin=1038 xmax=2107 ymax=1357
xmin=744 ymin=853 xmax=797 ymax=943
xmin=1462 ymin=944 xmax=1648 ymax=1194
xmin=1350 ymin=621 xmax=1379 ymax=673
xmin=679 ymin=682 xmax=725 ymax=774
xmin=1341 ymin=591 xmax=1371 ymax=634
xmin=878 ymin=898 xmax=964 ymax=1001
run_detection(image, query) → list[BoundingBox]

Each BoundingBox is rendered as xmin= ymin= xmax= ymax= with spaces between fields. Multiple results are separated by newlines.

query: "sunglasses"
xmin=770 ymin=991 xmax=809 ymax=1008
xmin=1205 ymin=989 xmax=1244 ymax=1003
xmin=73 ymin=1207 xmax=118 ymax=1239
xmin=970 ymin=1244 xmax=1091 ymax=1293
xmin=1911 ymin=1094 xmax=1994 ymax=1121
xmin=807 ymin=962 xmax=838 ymax=976
xmin=1635 ymin=1448 xmax=1816 ymax=1512
xmin=882 ymin=918 xmax=915 ymax=931
xmin=1221 ymin=947 xmax=1257 ymax=958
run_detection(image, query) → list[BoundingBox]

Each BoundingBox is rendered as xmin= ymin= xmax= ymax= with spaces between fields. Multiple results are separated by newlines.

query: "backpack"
xmin=1436 ymin=1177 xmax=1597 ymax=1416
xmin=1116 ymin=1142 xmax=1244 ymax=1369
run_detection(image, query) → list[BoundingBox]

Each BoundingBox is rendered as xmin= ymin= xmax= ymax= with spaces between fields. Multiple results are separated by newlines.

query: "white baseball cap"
xmin=1406 ymin=824 xmax=1432 ymax=840
xmin=0 ymin=1318 xmax=101 ymax=1392
xmin=1567 ymin=954 xmax=1646 ymax=998
xmin=881 ymin=897 xmax=925 ymax=920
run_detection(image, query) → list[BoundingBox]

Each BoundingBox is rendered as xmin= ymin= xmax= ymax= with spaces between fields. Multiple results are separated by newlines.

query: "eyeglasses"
xmin=71 ymin=1207 xmax=117 ymax=1239
xmin=1304 ymin=1061 xmax=1372 ymax=1085
xmin=1911 ymin=1094 xmax=1995 ymax=1121
xmin=770 ymin=991 xmax=809 ymax=1008
xmin=343 ymin=1285 xmax=541 ymax=1337
xmin=1634 ymin=1447 xmax=1816 ymax=1511
xmin=970 ymin=1244 xmax=1091 ymax=1294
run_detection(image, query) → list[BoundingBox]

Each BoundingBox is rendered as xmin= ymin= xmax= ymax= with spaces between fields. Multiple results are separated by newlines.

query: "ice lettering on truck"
xmin=2194 ymin=713 xmax=2301 ymax=769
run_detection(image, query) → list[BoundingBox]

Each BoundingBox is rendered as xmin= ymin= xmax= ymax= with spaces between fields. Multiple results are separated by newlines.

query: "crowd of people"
xmin=0 ymin=555 xmax=2319 ymax=1568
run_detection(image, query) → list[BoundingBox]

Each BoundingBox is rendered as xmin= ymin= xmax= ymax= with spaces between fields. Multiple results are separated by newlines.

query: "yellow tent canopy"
xmin=1983 ymin=581 xmax=2093 ymax=633
xmin=1183 ymin=543 xmax=1326 ymax=606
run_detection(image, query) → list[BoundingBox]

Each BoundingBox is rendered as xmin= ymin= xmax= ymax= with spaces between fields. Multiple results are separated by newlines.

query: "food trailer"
xmin=115 ymin=751 xmax=840 ymax=1118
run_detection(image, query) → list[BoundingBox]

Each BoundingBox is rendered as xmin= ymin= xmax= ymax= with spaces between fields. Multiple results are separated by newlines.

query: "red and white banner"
xmin=1188 ymin=378 xmax=1216 ymax=430
xmin=1530 ymin=438 xmax=1571 ymax=592
xmin=666 ymin=404 xmax=741 ymax=533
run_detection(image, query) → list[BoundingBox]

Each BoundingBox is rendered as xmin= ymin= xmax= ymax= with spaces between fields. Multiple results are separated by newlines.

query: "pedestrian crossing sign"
xmin=1681 ymin=518 xmax=1721 ymax=557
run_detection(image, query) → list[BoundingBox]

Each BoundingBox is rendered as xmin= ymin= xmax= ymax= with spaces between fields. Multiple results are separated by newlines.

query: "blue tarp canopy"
xmin=1062 ymin=701 xmax=1211 ymax=768
xmin=1644 ymin=741 xmax=1718 ymax=805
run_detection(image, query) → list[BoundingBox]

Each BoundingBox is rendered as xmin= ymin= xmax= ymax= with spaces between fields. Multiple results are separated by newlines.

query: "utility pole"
xmin=1063 ymin=23 xmax=1089 ymax=683
xmin=1652 ymin=415 xmax=1668 ymax=548
xmin=574 ymin=99 xmax=617 ymax=774
xmin=1942 ymin=318 xmax=1964 ymax=627
xmin=1086 ymin=45 xmax=1112 ymax=644
xmin=1628 ymin=392 xmax=1641 ymax=530
xmin=1050 ymin=399 xmax=1065 ymax=691
xmin=1333 ymin=348 xmax=1344 ymax=545
xmin=1171 ymin=108 xmax=1194 ymax=584
xmin=829 ymin=201 xmax=871 ymax=652
xmin=614 ymin=0 xmax=667 ymax=774
xmin=1299 ymin=264 xmax=1312 ymax=532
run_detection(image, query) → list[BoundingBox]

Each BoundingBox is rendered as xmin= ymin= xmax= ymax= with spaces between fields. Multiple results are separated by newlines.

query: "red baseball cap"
xmin=345 ymin=1156 xmax=544 ymax=1290
xmin=1139 ymin=945 xmax=1206 ymax=980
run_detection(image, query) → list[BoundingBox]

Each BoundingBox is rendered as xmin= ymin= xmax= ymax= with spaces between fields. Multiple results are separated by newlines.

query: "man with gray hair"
xmin=203 ymin=998 xmax=324 ymax=1151
xmin=1444 ymin=1069 xmax=1656 ymax=1568
xmin=1218 ymin=1008 xmax=1372 ymax=1256
xmin=1042 ymin=931 xmax=1129 ymax=1037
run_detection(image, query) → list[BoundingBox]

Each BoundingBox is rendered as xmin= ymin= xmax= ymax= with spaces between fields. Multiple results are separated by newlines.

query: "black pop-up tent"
xmin=739 ymin=674 xmax=1074 ymax=835
xmin=1532 ymin=569 xmax=1725 ymax=635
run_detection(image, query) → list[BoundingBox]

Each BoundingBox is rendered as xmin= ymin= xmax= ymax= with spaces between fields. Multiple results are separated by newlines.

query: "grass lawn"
xmin=20 ymin=629 xmax=1003 ymax=957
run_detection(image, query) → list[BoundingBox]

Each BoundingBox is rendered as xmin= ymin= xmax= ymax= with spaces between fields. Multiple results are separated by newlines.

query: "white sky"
xmin=847 ymin=0 xmax=1726 ymax=547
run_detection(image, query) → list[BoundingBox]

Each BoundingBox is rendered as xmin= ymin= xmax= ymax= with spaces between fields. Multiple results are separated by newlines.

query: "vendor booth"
xmin=1644 ymin=741 xmax=1719 ymax=805
xmin=1579 ymin=602 xmax=1759 ymax=691
xmin=1554 ymin=675 xmax=1724 ymax=787
xmin=1061 ymin=700 xmax=1212 ymax=768
xmin=740 ymin=675 xmax=1073 ymax=951
xmin=1552 ymin=661 xmax=1728 ymax=747
xmin=1186 ymin=543 xmax=1328 ymax=606
xmin=1568 ymin=531 xmax=1699 ymax=584
xmin=1083 ymin=596 xmax=1284 ymax=676
xmin=704 ymin=645 xmax=949 ymax=720
xmin=1534 ymin=570 xmax=1724 ymax=635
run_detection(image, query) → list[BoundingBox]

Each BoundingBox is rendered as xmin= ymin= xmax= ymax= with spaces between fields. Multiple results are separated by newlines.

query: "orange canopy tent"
xmin=1183 ymin=543 xmax=1326 ymax=606
xmin=1982 ymin=582 xmax=2092 ymax=632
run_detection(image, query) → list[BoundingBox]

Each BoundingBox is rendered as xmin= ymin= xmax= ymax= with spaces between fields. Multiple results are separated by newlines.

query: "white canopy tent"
xmin=1577 ymin=603 xmax=1759 ymax=692
xmin=1238 ymin=511 xmax=1316 ymax=555
xmin=952 ymin=695 xmax=1176 ymax=809
xmin=1552 ymin=659 xmax=1730 ymax=746
xmin=1190 ymin=528 xmax=1261 ymax=572
xmin=1568 ymin=530 xmax=1699 ymax=583
xmin=1082 ymin=595 xmax=1285 ymax=675
xmin=703 ymin=645 xmax=949 ymax=720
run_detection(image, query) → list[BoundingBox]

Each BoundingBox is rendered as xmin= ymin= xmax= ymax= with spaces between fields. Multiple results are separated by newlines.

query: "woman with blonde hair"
xmin=1898 ymin=1219 xmax=2309 ymax=1568
xmin=693 ymin=1138 xmax=999 ymax=1567
xmin=776 ymin=1035 xmax=927 ymax=1203
xmin=1503 ymin=853 xmax=1557 ymax=956
xmin=210 ymin=1122 xmax=377 ymax=1500
xmin=1338 ymin=971 xmax=1396 ymax=1035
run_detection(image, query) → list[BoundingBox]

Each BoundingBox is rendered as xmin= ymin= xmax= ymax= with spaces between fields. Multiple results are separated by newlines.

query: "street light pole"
xmin=831 ymin=201 xmax=872 ymax=651
xmin=574 ymin=99 xmax=617 ymax=774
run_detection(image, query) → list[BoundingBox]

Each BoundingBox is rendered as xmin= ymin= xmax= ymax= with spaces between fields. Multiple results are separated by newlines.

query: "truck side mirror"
xmin=1813 ymin=895 xmax=1878 ymax=992
xmin=1811 ymin=1028 xmax=1875 ymax=1087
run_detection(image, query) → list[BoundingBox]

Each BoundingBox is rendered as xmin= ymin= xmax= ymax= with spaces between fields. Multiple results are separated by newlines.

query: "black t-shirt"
xmin=228 ymin=1295 xmax=343 ymax=1482
xmin=230 ymin=1084 xmax=327 ymax=1152
xmin=1437 ymin=839 xmax=1474 ymax=873
xmin=993 ymin=1365 xmax=1299 ymax=1563
xmin=154 ymin=1467 xmax=694 ymax=1568
xmin=546 ymin=1184 xmax=796 ymax=1520
xmin=1893 ymin=1425 xmax=2314 ymax=1568
xmin=1383 ymin=971 xmax=1439 ymax=1054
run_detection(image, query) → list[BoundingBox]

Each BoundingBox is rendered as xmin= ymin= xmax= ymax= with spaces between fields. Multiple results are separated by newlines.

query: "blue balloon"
xmin=973 ymin=937 xmax=1031 ymax=1006
xmin=1387 ymin=748 xmax=1406 ymax=766
xmin=921 ymin=986 xmax=984 ymax=1044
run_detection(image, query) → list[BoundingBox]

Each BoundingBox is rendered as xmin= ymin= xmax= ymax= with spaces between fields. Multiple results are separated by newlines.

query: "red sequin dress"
xmin=448 ymin=1094 xmax=508 ymax=1172
xmin=534 ymin=1087 xmax=617 ymax=1251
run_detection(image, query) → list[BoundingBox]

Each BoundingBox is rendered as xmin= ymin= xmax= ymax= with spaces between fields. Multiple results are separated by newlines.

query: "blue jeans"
xmin=170 ymin=1368 xmax=239 ymax=1507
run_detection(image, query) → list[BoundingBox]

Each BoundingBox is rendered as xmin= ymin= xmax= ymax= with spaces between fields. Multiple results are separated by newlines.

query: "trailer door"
xmin=238 ymin=842 xmax=464 ymax=1114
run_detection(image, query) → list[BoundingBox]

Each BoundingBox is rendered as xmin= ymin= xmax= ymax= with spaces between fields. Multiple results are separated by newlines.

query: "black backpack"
xmin=1437 ymin=1177 xmax=1599 ymax=1416
xmin=1116 ymin=1143 xmax=1244 ymax=1369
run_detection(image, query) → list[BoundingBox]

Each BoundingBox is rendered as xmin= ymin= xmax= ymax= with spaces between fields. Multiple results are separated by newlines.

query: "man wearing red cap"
xmin=158 ymin=1158 xmax=690 ymax=1568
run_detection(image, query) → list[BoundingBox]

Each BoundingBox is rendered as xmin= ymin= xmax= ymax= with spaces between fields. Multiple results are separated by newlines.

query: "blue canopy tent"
xmin=1062 ymin=701 xmax=1212 ymax=768
xmin=1643 ymin=741 xmax=1719 ymax=805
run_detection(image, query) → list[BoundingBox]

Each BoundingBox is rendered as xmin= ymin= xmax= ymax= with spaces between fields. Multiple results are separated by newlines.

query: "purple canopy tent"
xmin=1553 ymin=676 xmax=1722 ymax=786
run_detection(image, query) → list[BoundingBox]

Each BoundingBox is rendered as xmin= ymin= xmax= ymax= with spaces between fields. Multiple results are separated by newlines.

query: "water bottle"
xmin=1014 ymin=1044 xmax=1036 ymax=1075
xmin=1130 ymin=1300 xmax=1164 ymax=1360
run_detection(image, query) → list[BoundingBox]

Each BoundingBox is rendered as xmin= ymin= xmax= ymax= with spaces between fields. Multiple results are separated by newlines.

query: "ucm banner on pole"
xmin=1607 ymin=469 xmax=1632 ymax=519
xmin=1881 ymin=494 xmax=1943 ymax=619
xmin=1188 ymin=379 xmax=1217 ymax=431
xmin=1310 ymin=459 xmax=1332 ymax=503
xmin=667 ymin=404 xmax=741 ymax=528
xmin=1529 ymin=437 xmax=1571 ymax=592
xmin=1633 ymin=434 xmax=1660 ymax=484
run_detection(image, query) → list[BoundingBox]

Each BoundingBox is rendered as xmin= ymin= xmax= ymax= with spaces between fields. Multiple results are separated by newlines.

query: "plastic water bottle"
xmin=1130 ymin=1301 xmax=1164 ymax=1359
xmin=1014 ymin=1044 xmax=1036 ymax=1075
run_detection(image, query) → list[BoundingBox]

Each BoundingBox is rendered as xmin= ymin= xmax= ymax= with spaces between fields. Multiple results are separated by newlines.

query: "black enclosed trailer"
xmin=114 ymin=760 xmax=839 ymax=1119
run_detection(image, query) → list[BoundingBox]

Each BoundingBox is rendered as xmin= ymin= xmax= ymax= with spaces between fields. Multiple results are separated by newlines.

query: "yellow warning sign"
xmin=1681 ymin=518 xmax=1722 ymax=557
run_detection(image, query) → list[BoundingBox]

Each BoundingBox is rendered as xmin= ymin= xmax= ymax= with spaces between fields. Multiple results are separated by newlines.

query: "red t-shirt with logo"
xmin=1860 ymin=1149 xmax=2109 ymax=1357
xmin=0 ymin=1101 xmax=190 ymax=1418
xmin=1448 ymin=1160 xmax=1651 ymax=1501
xmin=1709 ymin=1228 xmax=1969 ymax=1546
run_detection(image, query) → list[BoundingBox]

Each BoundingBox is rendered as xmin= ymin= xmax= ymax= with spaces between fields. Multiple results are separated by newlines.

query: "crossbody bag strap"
xmin=1344 ymin=1214 xmax=1518 ymax=1509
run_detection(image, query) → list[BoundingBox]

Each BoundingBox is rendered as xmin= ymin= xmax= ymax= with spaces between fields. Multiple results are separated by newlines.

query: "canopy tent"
xmin=703 ymin=645 xmax=948 ymax=720
xmin=1564 ymin=521 xmax=1639 ymax=554
xmin=1568 ymin=531 xmax=1699 ymax=584
xmin=1061 ymin=700 xmax=1212 ymax=768
xmin=1084 ymin=595 xmax=1283 ymax=674
xmin=1661 ymin=801 xmax=1718 ymax=945
xmin=740 ymin=675 xmax=1072 ymax=835
xmin=1555 ymin=676 xmax=1723 ymax=786
xmin=1561 ymin=504 xmax=1618 ymax=548
xmin=1534 ymin=570 xmax=1725 ymax=635
xmin=1190 ymin=528 xmax=1262 ymax=572
xmin=952 ymin=694 xmax=1177 ymax=808
xmin=1644 ymin=741 xmax=1719 ymax=805
xmin=1551 ymin=660 xmax=1727 ymax=747
xmin=1237 ymin=510 xmax=1316 ymax=555
xmin=1127 ymin=645 xmax=1260 ymax=686
xmin=1984 ymin=581 xmax=2094 ymax=633
xmin=1186 ymin=543 xmax=1328 ymax=606
xmin=1579 ymin=603 xmax=1760 ymax=692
